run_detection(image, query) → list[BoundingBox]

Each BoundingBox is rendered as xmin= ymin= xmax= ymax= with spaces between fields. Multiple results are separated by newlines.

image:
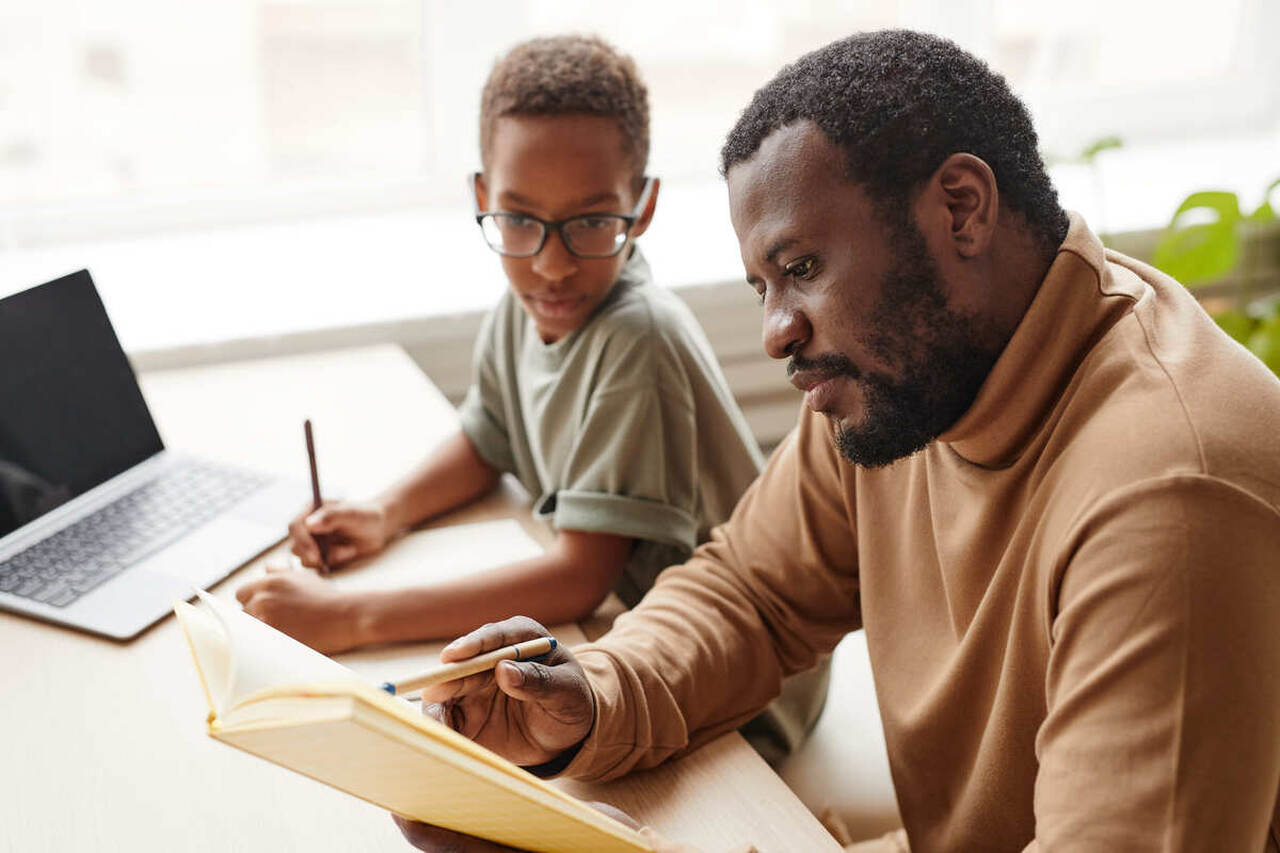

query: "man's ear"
xmin=472 ymin=172 xmax=489 ymax=214
xmin=930 ymin=153 xmax=998 ymax=259
xmin=629 ymin=177 xmax=661 ymax=239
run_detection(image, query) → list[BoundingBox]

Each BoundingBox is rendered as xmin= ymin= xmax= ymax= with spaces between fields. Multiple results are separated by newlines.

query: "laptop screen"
xmin=0 ymin=270 xmax=164 ymax=539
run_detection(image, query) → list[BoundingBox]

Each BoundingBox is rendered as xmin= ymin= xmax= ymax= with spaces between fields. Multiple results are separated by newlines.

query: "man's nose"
xmin=762 ymin=296 xmax=812 ymax=360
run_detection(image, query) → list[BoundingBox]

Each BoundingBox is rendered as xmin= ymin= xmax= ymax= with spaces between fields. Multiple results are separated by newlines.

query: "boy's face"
xmin=476 ymin=115 xmax=656 ymax=343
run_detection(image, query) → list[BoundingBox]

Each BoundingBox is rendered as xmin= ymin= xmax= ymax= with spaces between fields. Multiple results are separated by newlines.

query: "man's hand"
xmin=288 ymin=499 xmax=395 ymax=570
xmin=392 ymin=618 xmax=719 ymax=852
xmin=419 ymin=616 xmax=595 ymax=768
xmin=235 ymin=564 xmax=365 ymax=653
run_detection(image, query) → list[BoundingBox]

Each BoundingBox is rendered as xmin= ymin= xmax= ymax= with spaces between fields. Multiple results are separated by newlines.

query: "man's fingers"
xmin=439 ymin=616 xmax=553 ymax=663
xmin=418 ymin=670 xmax=499 ymax=705
xmin=416 ymin=650 xmax=579 ymax=706
xmin=494 ymin=660 xmax=591 ymax=721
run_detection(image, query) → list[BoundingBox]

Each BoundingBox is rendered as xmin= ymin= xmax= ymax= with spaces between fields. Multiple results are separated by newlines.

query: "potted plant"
xmin=1152 ymin=177 xmax=1280 ymax=375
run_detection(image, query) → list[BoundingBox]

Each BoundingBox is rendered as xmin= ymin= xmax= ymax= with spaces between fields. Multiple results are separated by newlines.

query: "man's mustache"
xmin=787 ymin=352 xmax=861 ymax=381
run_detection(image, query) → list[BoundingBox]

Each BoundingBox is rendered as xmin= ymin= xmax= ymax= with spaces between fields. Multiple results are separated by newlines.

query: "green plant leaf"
xmin=1245 ymin=315 xmax=1280 ymax=375
xmin=1151 ymin=191 xmax=1242 ymax=287
xmin=1079 ymin=135 xmax=1124 ymax=164
xmin=1212 ymin=309 xmax=1257 ymax=344
xmin=1248 ymin=176 xmax=1280 ymax=222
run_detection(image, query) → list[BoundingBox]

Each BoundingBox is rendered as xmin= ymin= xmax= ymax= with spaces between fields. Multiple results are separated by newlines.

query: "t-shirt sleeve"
xmin=550 ymin=337 xmax=701 ymax=554
xmin=1025 ymin=476 xmax=1280 ymax=851
xmin=457 ymin=308 xmax=516 ymax=474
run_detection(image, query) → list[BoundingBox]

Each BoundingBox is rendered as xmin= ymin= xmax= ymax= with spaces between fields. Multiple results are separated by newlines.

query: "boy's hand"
xmin=235 ymin=565 xmax=365 ymax=653
xmin=421 ymin=616 xmax=595 ymax=768
xmin=288 ymin=499 xmax=393 ymax=570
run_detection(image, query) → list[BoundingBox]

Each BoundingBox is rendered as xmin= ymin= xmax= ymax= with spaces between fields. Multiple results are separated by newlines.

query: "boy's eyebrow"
xmin=497 ymin=190 xmax=622 ymax=210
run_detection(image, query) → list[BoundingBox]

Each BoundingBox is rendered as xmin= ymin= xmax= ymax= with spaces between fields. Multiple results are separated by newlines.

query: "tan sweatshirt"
xmin=563 ymin=218 xmax=1280 ymax=852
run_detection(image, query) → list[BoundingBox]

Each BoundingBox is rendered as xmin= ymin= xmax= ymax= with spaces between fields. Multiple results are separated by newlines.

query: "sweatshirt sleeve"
xmin=561 ymin=407 xmax=863 ymax=782
xmin=1026 ymin=476 xmax=1280 ymax=851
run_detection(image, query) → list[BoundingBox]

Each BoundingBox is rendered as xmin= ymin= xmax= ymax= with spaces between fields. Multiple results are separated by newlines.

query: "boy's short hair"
xmin=480 ymin=35 xmax=650 ymax=182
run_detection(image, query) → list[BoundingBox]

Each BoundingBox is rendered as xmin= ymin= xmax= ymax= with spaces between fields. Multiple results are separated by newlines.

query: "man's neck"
xmin=985 ymin=220 xmax=1058 ymax=346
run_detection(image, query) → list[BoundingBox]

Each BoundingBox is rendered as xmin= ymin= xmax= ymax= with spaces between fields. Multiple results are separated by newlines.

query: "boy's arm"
xmin=239 ymin=528 xmax=632 ymax=652
xmin=351 ymin=528 xmax=632 ymax=645
xmin=375 ymin=429 xmax=502 ymax=536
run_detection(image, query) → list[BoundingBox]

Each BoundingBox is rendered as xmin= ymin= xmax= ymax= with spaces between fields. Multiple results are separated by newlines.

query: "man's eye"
xmin=785 ymin=258 xmax=816 ymax=279
xmin=580 ymin=216 xmax=616 ymax=230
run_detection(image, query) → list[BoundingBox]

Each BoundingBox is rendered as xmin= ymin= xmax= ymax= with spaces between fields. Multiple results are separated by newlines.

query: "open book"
xmin=174 ymin=591 xmax=651 ymax=853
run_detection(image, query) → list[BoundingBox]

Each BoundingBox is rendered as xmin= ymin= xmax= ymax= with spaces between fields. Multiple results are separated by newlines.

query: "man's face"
xmin=478 ymin=115 xmax=651 ymax=344
xmin=727 ymin=122 xmax=1002 ymax=468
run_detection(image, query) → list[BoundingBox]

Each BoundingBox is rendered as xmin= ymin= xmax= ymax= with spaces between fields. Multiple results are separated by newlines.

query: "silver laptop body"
xmin=0 ymin=270 xmax=301 ymax=640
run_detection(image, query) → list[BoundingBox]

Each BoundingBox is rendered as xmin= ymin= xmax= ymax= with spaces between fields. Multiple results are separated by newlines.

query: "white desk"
xmin=0 ymin=345 xmax=837 ymax=852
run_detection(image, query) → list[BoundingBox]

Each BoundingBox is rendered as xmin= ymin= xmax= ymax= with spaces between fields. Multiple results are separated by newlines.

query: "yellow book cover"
xmin=174 ymin=591 xmax=651 ymax=853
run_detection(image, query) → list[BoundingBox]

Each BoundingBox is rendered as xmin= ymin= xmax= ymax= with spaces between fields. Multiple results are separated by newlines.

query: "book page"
xmin=173 ymin=598 xmax=232 ymax=715
xmin=189 ymin=590 xmax=366 ymax=715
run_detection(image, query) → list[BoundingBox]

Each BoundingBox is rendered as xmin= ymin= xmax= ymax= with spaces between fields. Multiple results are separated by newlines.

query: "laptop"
xmin=0 ymin=270 xmax=303 ymax=640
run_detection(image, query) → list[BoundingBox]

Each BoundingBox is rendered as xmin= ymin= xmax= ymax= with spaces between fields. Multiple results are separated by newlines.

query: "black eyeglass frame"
xmin=470 ymin=173 xmax=656 ymax=259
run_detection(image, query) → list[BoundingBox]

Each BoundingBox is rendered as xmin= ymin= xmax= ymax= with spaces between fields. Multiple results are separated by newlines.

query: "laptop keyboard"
xmin=0 ymin=461 xmax=270 ymax=608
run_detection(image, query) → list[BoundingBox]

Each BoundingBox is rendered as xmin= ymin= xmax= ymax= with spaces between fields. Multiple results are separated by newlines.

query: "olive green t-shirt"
xmin=458 ymin=249 xmax=765 ymax=607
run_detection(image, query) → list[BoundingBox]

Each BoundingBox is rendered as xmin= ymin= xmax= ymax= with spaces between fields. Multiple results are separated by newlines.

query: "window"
xmin=2 ymin=0 xmax=1276 ymax=246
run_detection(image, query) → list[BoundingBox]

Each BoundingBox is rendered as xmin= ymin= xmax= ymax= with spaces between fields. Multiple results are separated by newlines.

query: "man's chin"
xmin=823 ymin=411 xmax=857 ymax=441
xmin=831 ymin=412 xmax=936 ymax=469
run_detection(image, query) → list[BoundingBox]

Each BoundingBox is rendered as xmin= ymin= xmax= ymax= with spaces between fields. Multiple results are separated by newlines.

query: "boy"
xmin=236 ymin=34 xmax=824 ymax=762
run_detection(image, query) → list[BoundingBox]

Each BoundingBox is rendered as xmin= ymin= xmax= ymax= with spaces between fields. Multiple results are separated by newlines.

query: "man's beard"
xmin=797 ymin=220 xmax=1004 ymax=469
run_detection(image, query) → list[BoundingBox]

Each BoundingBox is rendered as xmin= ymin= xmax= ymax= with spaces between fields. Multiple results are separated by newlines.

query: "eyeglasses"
xmin=472 ymin=175 xmax=655 ymax=259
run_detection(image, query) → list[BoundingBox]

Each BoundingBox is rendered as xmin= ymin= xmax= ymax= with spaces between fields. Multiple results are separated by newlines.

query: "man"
xmin=397 ymin=30 xmax=1280 ymax=852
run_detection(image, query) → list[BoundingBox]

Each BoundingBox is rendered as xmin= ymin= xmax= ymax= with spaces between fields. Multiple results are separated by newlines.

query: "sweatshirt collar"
xmin=937 ymin=214 xmax=1141 ymax=468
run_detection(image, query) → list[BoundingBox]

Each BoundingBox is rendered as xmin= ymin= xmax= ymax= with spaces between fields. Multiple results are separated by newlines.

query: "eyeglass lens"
xmin=480 ymin=214 xmax=629 ymax=258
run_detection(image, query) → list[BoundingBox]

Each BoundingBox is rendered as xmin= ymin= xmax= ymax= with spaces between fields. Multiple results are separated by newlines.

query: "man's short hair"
xmin=721 ymin=30 xmax=1069 ymax=253
xmin=480 ymin=35 xmax=649 ymax=181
